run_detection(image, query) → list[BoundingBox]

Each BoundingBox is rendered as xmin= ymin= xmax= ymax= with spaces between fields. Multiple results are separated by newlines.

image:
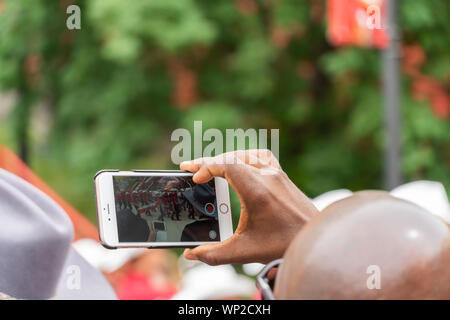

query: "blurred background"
xmin=0 ymin=0 xmax=449 ymax=221
xmin=0 ymin=0 xmax=449 ymax=299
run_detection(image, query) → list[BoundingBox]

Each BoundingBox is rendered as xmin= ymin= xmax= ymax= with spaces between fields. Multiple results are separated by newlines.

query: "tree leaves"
xmin=0 ymin=0 xmax=448 ymax=220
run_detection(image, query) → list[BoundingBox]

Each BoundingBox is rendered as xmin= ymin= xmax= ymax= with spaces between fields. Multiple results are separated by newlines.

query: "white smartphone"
xmin=94 ymin=170 xmax=233 ymax=249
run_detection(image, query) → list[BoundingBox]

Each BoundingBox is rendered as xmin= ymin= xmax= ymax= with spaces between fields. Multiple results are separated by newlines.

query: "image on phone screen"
xmin=113 ymin=176 xmax=220 ymax=243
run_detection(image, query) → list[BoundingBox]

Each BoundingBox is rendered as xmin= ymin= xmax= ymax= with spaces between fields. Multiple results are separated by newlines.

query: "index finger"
xmin=180 ymin=150 xmax=276 ymax=179
xmin=180 ymin=155 xmax=231 ymax=184
xmin=181 ymin=151 xmax=256 ymax=184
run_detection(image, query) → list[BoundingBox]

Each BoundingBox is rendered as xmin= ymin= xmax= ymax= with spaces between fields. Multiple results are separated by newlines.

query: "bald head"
xmin=274 ymin=191 xmax=450 ymax=299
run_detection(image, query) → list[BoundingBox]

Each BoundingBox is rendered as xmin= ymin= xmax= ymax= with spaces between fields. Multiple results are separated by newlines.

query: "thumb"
xmin=183 ymin=236 xmax=242 ymax=266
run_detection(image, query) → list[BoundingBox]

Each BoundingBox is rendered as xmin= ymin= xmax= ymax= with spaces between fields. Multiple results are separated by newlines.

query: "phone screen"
xmin=112 ymin=175 xmax=220 ymax=243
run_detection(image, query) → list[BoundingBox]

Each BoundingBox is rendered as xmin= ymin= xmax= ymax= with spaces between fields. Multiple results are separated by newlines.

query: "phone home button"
xmin=219 ymin=203 xmax=229 ymax=214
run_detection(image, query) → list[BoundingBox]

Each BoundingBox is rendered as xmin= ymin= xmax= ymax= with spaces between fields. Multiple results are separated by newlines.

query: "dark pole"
xmin=382 ymin=0 xmax=402 ymax=189
xmin=16 ymin=93 xmax=31 ymax=165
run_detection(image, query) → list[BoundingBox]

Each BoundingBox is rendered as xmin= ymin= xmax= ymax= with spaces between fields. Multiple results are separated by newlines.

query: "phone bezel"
xmin=95 ymin=170 xmax=233 ymax=248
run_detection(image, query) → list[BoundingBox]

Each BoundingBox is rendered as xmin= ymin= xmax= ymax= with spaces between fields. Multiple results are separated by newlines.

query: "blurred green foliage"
xmin=0 ymin=0 xmax=448 ymax=223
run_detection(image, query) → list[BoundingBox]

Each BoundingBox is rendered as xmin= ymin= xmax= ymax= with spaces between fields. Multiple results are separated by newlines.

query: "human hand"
xmin=180 ymin=149 xmax=319 ymax=265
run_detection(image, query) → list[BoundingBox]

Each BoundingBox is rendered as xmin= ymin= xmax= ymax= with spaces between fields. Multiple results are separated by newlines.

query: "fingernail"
xmin=184 ymin=250 xmax=197 ymax=260
xmin=181 ymin=160 xmax=191 ymax=167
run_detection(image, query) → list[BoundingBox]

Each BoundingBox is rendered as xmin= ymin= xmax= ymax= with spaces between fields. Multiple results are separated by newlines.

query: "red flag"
xmin=327 ymin=0 xmax=389 ymax=49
